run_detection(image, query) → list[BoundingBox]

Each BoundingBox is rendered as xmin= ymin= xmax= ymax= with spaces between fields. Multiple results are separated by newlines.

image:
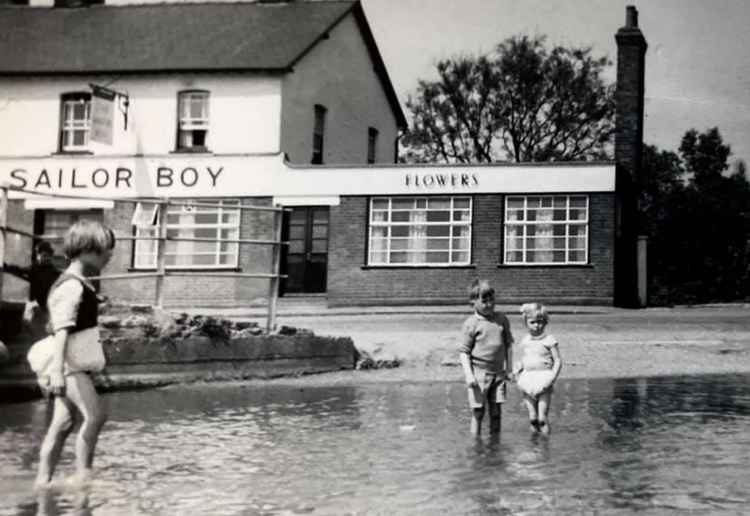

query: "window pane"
xmin=427 ymin=198 xmax=450 ymax=210
xmin=568 ymin=250 xmax=586 ymax=262
xmin=452 ymin=237 xmax=470 ymax=250
xmin=452 ymin=251 xmax=469 ymax=263
xmin=427 ymin=238 xmax=450 ymax=250
xmin=311 ymin=239 xmax=327 ymax=253
xmin=426 ymin=225 xmax=450 ymax=237
xmin=372 ymin=199 xmax=388 ymax=210
xmin=392 ymin=199 xmax=415 ymax=210
xmin=426 ymin=211 xmax=450 ymax=222
xmin=425 ymin=252 xmax=449 ymax=263
xmin=369 ymin=251 xmax=387 ymax=264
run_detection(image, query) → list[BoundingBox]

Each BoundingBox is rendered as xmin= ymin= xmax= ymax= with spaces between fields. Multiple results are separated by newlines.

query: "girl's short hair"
xmin=520 ymin=302 xmax=549 ymax=323
xmin=63 ymin=220 xmax=116 ymax=259
xmin=468 ymin=279 xmax=495 ymax=300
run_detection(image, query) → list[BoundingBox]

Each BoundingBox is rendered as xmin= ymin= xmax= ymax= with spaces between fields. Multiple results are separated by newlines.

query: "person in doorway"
xmin=513 ymin=303 xmax=562 ymax=435
xmin=458 ymin=279 xmax=514 ymax=436
xmin=4 ymin=241 xmax=61 ymax=330
xmin=34 ymin=220 xmax=115 ymax=489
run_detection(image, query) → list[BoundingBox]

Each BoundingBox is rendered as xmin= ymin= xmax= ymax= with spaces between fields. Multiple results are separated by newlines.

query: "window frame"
xmin=312 ymin=104 xmax=327 ymax=165
xmin=176 ymin=90 xmax=210 ymax=152
xmin=367 ymin=196 xmax=473 ymax=267
xmin=503 ymin=194 xmax=590 ymax=266
xmin=59 ymin=92 xmax=92 ymax=153
xmin=132 ymin=199 xmax=241 ymax=270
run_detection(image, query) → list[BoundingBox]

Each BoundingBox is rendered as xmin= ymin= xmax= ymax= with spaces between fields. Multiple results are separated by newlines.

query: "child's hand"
xmin=48 ymin=371 xmax=66 ymax=397
xmin=465 ymin=375 xmax=478 ymax=388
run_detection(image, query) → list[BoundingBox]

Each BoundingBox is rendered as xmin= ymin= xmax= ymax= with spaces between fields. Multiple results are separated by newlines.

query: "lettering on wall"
xmin=8 ymin=166 xmax=224 ymax=191
xmin=404 ymin=172 xmax=479 ymax=189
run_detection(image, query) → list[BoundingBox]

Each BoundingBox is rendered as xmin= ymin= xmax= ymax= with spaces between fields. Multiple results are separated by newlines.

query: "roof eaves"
xmin=0 ymin=67 xmax=292 ymax=76
xmin=286 ymin=1 xmax=357 ymax=70
xmin=350 ymin=2 xmax=407 ymax=129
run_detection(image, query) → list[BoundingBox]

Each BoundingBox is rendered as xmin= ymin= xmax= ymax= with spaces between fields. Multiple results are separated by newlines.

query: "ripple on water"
xmin=0 ymin=374 xmax=749 ymax=515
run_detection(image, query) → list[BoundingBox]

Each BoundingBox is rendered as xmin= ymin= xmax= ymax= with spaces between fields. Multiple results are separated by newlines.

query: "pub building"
xmin=0 ymin=0 xmax=648 ymax=308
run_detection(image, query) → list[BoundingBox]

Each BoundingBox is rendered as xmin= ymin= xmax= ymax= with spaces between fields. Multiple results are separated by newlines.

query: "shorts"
xmin=467 ymin=368 xmax=507 ymax=408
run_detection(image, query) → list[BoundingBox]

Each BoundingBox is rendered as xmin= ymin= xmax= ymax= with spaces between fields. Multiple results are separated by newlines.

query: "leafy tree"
xmin=642 ymin=128 xmax=750 ymax=304
xmin=401 ymin=35 xmax=615 ymax=163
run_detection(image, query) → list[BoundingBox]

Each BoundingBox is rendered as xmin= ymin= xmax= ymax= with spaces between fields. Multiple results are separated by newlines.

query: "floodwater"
xmin=1 ymin=374 xmax=749 ymax=515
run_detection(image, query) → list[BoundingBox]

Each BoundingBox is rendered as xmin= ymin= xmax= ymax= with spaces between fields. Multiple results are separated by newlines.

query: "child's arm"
xmin=47 ymin=329 xmax=70 ymax=396
xmin=459 ymin=352 xmax=478 ymax=387
xmin=45 ymin=278 xmax=84 ymax=395
xmin=550 ymin=341 xmax=562 ymax=382
xmin=458 ymin=318 xmax=477 ymax=387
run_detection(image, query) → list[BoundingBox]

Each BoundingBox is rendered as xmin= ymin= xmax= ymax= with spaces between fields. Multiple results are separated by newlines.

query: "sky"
xmin=360 ymin=0 xmax=750 ymax=166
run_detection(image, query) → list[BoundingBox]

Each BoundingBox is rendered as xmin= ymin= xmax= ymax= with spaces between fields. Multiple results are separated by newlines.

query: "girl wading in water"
xmin=33 ymin=220 xmax=115 ymax=488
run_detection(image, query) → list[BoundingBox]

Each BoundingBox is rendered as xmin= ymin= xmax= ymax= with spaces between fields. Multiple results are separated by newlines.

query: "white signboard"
xmin=0 ymin=154 xmax=616 ymax=200
xmin=89 ymin=86 xmax=116 ymax=145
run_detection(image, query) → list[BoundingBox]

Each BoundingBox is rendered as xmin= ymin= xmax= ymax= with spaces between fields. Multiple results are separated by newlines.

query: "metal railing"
xmin=0 ymin=182 xmax=289 ymax=332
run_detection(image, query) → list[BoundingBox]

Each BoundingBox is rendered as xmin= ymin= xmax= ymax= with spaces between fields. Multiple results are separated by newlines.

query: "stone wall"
xmin=0 ymin=303 xmax=355 ymax=402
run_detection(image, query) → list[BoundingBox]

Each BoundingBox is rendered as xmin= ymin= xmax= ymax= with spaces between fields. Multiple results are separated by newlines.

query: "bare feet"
xmin=66 ymin=469 xmax=93 ymax=488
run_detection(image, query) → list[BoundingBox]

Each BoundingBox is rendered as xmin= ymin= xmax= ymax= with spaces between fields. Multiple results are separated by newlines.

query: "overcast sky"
xmin=362 ymin=0 xmax=750 ymax=166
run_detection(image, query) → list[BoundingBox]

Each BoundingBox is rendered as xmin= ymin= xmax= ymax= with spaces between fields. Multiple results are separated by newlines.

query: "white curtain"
xmin=409 ymin=209 xmax=427 ymax=263
xmin=370 ymin=211 xmax=388 ymax=263
xmin=536 ymin=208 xmax=554 ymax=262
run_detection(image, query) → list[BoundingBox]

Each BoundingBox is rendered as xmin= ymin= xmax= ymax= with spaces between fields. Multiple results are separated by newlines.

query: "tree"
xmin=400 ymin=35 xmax=615 ymax=163
xmin=642 ymin=128 xmax=750 ymax=304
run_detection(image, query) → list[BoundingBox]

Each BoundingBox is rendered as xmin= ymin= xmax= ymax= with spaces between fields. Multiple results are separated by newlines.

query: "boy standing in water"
xmin=458 ymin=279 xmax=514 ymax=436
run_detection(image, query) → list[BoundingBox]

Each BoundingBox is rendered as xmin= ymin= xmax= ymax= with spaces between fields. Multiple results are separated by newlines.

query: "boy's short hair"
xmin=520 ymin=302 xmax=549 ymax=323
xmin=63 ymin=220 xmax=116 ymax=259
xmin=34 ymin=240 xmax=54 ymax=256
xmin=468 ymin=279 xmax=495 ymax=300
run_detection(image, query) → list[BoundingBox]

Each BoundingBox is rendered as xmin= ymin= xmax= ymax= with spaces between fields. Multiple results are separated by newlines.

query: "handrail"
xmin=0 ymin=182 xmax=289 ymax=331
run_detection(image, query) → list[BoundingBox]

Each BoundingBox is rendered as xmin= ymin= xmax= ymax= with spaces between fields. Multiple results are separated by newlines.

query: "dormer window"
xmin=177 ymin=91 xmax=210 ymax=151
xmin=60 ymin=92 xmax=91 ymax=152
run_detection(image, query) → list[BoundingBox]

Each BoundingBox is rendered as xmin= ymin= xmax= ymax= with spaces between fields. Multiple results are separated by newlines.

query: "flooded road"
xmin=1 ymin=373 xmax=749 ymax=515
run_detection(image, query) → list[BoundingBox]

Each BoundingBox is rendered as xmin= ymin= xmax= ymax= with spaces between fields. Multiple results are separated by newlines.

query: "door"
xmin=281 ymin=207 xmax=329 ymax=294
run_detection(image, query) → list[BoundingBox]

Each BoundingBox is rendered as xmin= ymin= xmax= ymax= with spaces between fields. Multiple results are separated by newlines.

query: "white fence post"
xmin=154 ymin=199 xmax=169 ymax=309
xmin=0 ymin=183 xmax=8 ymax=304
xmin=266 ymin=206 xmax=283 ymax=333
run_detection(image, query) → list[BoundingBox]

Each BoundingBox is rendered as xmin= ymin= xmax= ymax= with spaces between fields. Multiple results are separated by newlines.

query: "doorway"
xmin=281 ymin=206 xmax=329 ymax=294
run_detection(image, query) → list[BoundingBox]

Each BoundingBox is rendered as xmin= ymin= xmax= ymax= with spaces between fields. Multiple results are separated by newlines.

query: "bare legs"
xmin=470 ymin=404 xmax=502 ymax=436
xmin=35 ymin=397 xmax=75 ymax=487
xmin=35 ymin=373 xmax=107 ymax=488
xmin=522 ymin=390 xmax=552 ymax=435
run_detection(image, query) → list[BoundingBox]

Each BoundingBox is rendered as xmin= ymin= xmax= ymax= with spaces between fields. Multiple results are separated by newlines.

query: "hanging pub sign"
xmin=89 ymin=85 xmax=117 ymax=145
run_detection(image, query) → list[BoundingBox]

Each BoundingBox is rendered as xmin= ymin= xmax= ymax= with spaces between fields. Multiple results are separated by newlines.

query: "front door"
xmin=281 ymin=207 xmax=329 ymax=294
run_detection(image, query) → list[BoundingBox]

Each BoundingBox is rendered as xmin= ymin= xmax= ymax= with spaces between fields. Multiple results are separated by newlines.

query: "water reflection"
xmin=0 ymin=374 xmax=749 ymax=515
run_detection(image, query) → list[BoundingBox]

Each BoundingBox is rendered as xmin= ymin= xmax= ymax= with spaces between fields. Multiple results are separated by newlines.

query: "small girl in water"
xmin=513 ymin=303 xmax=562 ymax=435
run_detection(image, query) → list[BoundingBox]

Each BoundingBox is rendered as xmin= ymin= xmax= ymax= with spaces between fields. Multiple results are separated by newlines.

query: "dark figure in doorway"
xmin=4 ymin=241 xmax=62 ymax=332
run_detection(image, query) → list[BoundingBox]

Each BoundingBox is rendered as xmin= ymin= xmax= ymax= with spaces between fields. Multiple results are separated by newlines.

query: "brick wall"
xmin=328 ymin=193 xmax=616 ymax=306
xmin=101 ymin=197 xmax=275 ymax=308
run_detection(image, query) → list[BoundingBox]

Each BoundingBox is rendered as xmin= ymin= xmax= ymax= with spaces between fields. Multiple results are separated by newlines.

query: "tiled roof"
xmin=0 ymin=1 xmax=356 ymax=73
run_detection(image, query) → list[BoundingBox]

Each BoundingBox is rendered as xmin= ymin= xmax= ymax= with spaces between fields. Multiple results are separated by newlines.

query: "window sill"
xmin=361 ymin=264 xmax=476 ymax=270
xmin=128 ymin=267 xmax=242 ymax=272
xmin=497 ymin=263 xmax=594 ymax=268
xmin=171 ymin=147 xmax=212 ymax=154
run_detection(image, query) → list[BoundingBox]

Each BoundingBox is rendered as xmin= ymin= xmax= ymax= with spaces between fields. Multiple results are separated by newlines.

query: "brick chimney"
xmin=614 ymin=5 xmax=648 ymax=307
xmin=615 ymin=5 xmax=648 ymax=187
